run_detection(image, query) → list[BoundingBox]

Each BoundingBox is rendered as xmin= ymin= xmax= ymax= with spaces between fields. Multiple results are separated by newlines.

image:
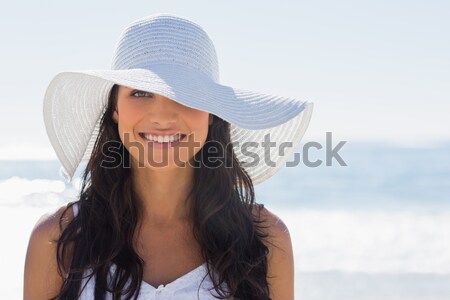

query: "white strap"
xmin=72 ymin=202 xmax=79 ymax=217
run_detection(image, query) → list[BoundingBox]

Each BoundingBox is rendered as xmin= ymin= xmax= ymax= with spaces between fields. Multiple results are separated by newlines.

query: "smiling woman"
xmin=25 ymin=13 xmax=312 ymax=300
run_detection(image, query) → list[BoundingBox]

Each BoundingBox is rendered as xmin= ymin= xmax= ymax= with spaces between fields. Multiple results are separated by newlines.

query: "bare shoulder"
xmin=252 ymin=204 xmax=292 ymax=251
xmin=252 ymin=204 xmax=295 ymax=300
xmin=39 ymin=202 xmax=75 ymax=233
xmin=23 ymin=202 xmax=76 ymax=300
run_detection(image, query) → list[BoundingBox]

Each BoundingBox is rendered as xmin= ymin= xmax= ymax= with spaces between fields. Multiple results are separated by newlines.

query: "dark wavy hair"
xmin=50 ymin=84 xmax=273 ymax=300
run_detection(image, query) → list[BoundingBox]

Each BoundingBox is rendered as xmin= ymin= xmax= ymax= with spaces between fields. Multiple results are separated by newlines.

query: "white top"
xmin=71 ymin=202 xmax=232 ymax=299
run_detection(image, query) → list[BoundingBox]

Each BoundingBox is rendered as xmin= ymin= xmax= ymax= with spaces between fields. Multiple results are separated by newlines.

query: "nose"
xmin=148 ymin=95 xmax=179 ymax=126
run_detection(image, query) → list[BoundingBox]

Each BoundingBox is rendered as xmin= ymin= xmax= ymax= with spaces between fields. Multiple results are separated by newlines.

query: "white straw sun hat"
xmin=43 ymin=12 xmax=313 ymax=185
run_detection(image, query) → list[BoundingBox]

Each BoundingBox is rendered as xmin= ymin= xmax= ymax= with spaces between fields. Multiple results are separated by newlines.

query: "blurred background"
xmin=1 ymin=0 xmax=449 ymax=299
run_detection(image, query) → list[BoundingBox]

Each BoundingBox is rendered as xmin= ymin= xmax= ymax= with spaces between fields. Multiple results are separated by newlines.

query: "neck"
xmin=131 ymin=160 xmax=194 ymax=228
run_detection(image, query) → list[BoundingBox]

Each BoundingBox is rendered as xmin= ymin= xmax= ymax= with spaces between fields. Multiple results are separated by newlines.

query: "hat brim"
xmin=43 ymin=65 xmax=313 ymax=185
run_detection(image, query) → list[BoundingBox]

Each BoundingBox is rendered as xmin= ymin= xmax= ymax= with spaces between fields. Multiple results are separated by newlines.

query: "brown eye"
xmin=131 ymin=90 xmax=153 ymax=98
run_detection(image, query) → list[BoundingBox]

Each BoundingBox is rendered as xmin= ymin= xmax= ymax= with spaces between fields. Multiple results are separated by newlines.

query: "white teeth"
xmin=142 ymin=133 xmax=182 ymax=143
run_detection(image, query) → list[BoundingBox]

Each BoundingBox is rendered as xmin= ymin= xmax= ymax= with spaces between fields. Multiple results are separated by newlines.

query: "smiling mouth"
xmin=138 ymin=133 xmax=188 ymax=145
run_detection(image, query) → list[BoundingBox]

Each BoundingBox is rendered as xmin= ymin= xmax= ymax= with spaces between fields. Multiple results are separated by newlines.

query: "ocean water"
xmin=2 ymin=142 xmax=450 ymax=299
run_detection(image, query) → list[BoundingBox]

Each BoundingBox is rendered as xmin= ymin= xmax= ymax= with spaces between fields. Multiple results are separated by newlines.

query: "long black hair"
xmin=50 ymin=84 xmax=273 ymax=300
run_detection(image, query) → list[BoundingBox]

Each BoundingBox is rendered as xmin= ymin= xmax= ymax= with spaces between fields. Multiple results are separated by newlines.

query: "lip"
xmin=139 ymin=131 xmax=186 ymax=137
xmin=139 ymin=132 xmax=187 ymax=148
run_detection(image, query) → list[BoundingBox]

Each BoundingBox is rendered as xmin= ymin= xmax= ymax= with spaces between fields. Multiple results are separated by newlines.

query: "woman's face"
xmin=112 ymin=85 xmax=213 ymax=170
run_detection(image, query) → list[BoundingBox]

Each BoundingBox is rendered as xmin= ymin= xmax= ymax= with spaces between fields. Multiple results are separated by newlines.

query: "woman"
xmin=24 ymin=13 xmax=313 ymax=300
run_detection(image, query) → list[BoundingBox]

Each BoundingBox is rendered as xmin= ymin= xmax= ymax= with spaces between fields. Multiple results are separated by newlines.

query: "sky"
xmin=0 ymin=0 xmax=449 ymax=159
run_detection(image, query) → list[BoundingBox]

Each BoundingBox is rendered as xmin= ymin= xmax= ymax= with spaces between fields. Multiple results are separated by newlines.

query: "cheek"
xmin=188 ymin=111 xmax=210 ymax=138
xmin=180 ymin=110 xmax=210 ymax=159
xmin=115 ymin=102 xmax=145 ymax=146
xmin=116 ymin=102 xmax=142 ymax=129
